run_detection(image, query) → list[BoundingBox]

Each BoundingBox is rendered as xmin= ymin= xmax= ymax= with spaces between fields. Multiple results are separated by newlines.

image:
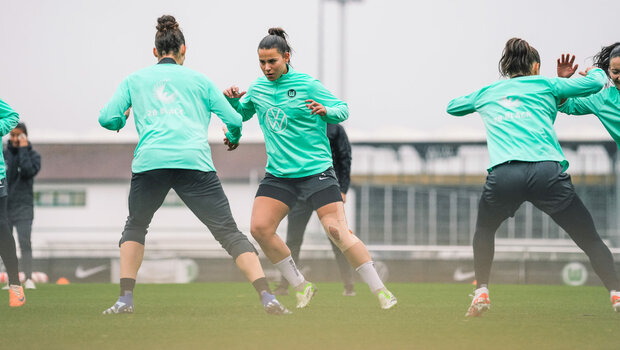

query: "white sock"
xmin=274 ymin=255 xmax=306 ymax=290
xmin=355 ymin=261 xmax=385 ymax=295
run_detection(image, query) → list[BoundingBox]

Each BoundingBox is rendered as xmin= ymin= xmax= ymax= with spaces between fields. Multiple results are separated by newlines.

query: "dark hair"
xmin=498 ymin=38 xmax=540 ymax=77
xmin=155 ymin=15 xmax=185 ymax=57
xmin=593 ymin=42 xmax=620 ymax=79
xmin=258 ymin=27 xmax=292 ymax=59
xmin=14 ymin=122 xmax=27 ymax=136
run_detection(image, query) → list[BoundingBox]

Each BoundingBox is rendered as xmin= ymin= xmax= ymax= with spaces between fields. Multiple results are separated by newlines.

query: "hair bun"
xmin=268 ymin=27 xmax=287 ymax=39
xmin=157 ymin=15 xmax=179 ymax=32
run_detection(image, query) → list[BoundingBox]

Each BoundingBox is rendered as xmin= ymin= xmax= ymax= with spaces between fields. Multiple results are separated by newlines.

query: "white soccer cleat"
xmin=611 ymin=291 xmax=620 ymax=312
xmin=24 ymin=279 xmax=36 ymax=290
xmin=466 ymin=287 xmax=490 ymax=317
xmin=377 ymin=289 xmax=397 ymax=310
xmin=295 ymin=282 xmax=317 ymax=308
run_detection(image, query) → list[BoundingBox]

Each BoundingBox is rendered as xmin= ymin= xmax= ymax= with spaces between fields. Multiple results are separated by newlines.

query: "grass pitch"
xmin=0 ymin=282 xmax=618 ymax=350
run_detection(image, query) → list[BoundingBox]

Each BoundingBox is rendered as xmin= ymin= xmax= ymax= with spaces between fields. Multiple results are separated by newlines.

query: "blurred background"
xmin=0 ymin=0 xmax=617 ymax=286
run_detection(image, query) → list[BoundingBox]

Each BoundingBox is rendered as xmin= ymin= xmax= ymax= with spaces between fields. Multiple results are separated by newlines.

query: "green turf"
xmin=0 ymin=282 xmax=617 ymax=349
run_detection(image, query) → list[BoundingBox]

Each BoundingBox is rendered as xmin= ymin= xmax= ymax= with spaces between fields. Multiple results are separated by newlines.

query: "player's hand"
xmin=222 ymin=126 xmax=239 ymax=151
xmin=341 ymin=192 xmax=347 ymax=203
xmin=124 ymin=107 xmax=131 ymax=119
xmin=305 ymin=99 xmax=327 ymax=116
xmin=557 ymin=54 xmax=578 ymax=78
xmin=18 ymin=133 xmax=28 ymax=147
xmin=579 ymin=66 xmax=597 ymax=76
xmin=223 ymin=86 xmax=246 ymax=99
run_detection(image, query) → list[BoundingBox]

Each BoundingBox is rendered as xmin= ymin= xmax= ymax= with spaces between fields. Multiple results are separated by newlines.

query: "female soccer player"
xmin=99 ymin=15 xmax=289 ymax=315
xmin=447 ymin=38 xmax=620 ymax=317
xmin=0 ymin=99 xmax=23 ymax=307
xmin=223 ymin=28 xmax=396 ymax=310
xmin=556 ymin=43 xmax=620 ymax=145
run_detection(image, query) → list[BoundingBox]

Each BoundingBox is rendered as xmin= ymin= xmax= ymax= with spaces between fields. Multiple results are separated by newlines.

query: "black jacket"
xmin=327 ymin=123 xmax=351 ymax=194
xmin=4 ymin=142 xmax=41 ymax=221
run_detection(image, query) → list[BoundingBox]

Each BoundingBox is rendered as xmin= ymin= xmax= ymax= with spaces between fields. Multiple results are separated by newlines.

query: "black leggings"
xmin=0 ymin=196 xmax=19 ymax=285
xmin=474 ymin=195 xmax=620 ymax=291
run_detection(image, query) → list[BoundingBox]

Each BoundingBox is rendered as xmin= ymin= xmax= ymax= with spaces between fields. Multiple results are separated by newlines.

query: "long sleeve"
xmin=99 ymin=78 xmax=131 ymax=131
xmin=0 ymin=99 xmax=20 ymax=137
xmin=558 ymin=95 xmax=598 ymax=116
xmin=225 ymin=88 xmax=256 ymax=122
xmin=447 ymin=89 xmax=479 ymax=116
xmin=311 ymin=80 xmax=349 ymax=123
xmin=552 ymin=68 xmax=606 ymax=100
xmin=208 ymin=83 xmax=243 ymax=144
xmin=330 ymin=125 xmax=352 ymax=193
xmin=16 ymin=147 xmax=41 ymax=179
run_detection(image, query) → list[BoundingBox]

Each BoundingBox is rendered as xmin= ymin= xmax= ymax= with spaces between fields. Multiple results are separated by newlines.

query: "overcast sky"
xmin=0 ymin=0 xmax=616 ymax=143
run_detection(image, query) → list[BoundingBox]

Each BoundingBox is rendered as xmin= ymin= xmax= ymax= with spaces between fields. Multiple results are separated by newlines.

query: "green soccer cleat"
xmin=296 ymin=282 xmax=317 ymax=309
xmin=377 ymin=289 xmax=397 ymax=309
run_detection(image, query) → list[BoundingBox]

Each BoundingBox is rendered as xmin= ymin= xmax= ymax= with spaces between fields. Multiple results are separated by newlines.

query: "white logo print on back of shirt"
xmin=154 ymin=80 xmax=176 ymax=104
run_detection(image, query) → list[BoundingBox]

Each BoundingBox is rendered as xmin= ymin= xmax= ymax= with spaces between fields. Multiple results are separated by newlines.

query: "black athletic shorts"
xmin=256 ymin=167 xmax=342 ymax=210
xmin=482 ymin=161 xmax=575 ymax=217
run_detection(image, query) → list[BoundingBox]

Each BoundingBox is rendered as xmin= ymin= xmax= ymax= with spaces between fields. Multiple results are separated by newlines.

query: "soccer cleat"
xmin=466 ymin=287 xmax=490 ymax=317
xmin=24 ymin=279 xmax=36 ymax=290
xmin=9 ymin=285 xmax=25 ymax=307
xmin=611 ymin=291 xmax=620 ymax=312
xmin=296 ymin=282 xmax=317 ymax=309
xmin=1 ymin=284 xmax=8 ymax=290
xmin=343 ymin=285 xmax=356 ymax=297
xmin=264 ymin=299 xmax=292 ymax=315
xmin=102 ymin=300 xmax=134 ymax=314
xmin=377 ymin=289 xmax=397 ymax=309
xmin=273 ymin=284 xmax=289 ymax=296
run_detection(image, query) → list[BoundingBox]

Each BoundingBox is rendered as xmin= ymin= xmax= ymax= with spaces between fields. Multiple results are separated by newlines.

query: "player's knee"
xmin=326 ymin=225 xmax=360 ymax=251
xmin=250 ymin=221 xmax=274 ymax=243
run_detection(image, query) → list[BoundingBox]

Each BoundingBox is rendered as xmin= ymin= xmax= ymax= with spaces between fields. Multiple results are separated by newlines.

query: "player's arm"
xmin=553 ymin=67 xmax=606 ymax=100
xmin=223 ymin=85 xmax=256 ymax=122
xmin=307 ymin=79 xmax=349 ymax=123
xmin=558 ymin=95 xmax=598 ymax=116
xmin=99 ymin=78 xmax=131 ymax=131
xmin=210 ymin=82 xmax=243 ymax=146
xmin=447 ymin=89 xmax=479 ymax=116
xmin=0 ymin=99 xmax=19 ymax=137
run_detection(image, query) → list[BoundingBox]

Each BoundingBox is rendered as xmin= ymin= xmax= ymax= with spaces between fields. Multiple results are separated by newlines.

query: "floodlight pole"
xmin=318 ymin=0 xmax=362 ymax=100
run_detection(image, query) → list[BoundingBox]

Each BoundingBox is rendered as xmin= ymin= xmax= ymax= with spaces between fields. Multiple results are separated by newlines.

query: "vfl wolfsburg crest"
xmin=265 ymin=107 xmax=288 ymax=133
xmin=287 ymin=89 xmax=296 ymax=98
xmin=561 ymin=262 xmax=588 ymax=286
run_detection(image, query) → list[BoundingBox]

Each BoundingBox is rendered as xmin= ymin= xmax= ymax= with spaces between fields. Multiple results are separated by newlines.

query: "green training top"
xmin=559 ymin=86 xmax=620 ymax=147
xmin=99 ymin=60 xmax=243 ymax=173
xmin=0 ymin=99 xmax=20 ymax=180
xmin=446 ymin=68 xmax=607 ymax=171
xmin=226 ymin=65 xmax=348 ymax=178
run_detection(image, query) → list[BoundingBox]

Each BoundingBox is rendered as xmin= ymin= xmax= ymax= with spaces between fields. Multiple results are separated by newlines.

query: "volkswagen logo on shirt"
xmin=265 ymin=107 xmax=288 ymax=133
xmin=287 ymin=89 xmax=296 ymax=98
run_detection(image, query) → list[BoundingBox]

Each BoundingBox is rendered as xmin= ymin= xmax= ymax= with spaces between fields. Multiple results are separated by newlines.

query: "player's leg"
xmin=314 ymin=187 xmax=396 ymax=309
xmin=103 ymin=170 xmax=172 ymax=315
xmin=174 ymin=170 xmax=290 ymax=314
xmin=15 ymin=219 xmax=34 ymax=289
xmin=547 ymin=196 xmax=620 ymax=311
xmin=0 ymin=194 xmax=24 ymax=307
xmin=530 ymin=161 xmax=620 ymax=312
xmin=274 ymin=199 xmax=313 ymax=295
xmin=329 ymin=239 xmax=356 ymax=296
xmin=467 ymin=163 xmax=523 ymax=317
xmin=467 ymin=197 xmax=508 ymax=316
